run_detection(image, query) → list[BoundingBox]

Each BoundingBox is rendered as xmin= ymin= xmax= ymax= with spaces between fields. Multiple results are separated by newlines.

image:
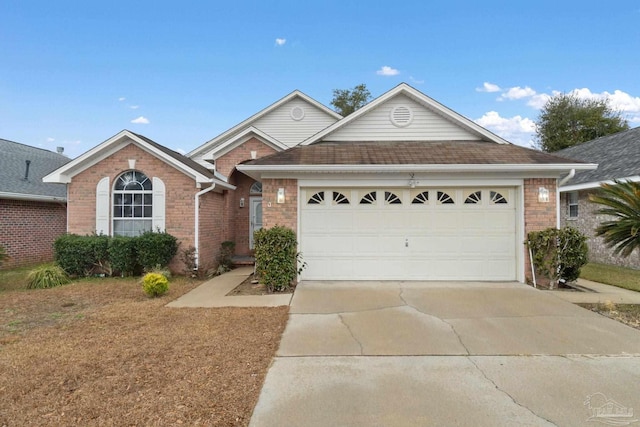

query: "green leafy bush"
xmin=141 ymin=272 xmax=169 ymax=297
xmin=109 ymin=236 xmax=139 ymax=276
xmin=136 ymin=231 xmax=179 ymax=271
xmin=254 ymin=225 xmax=306 ymax=293
xmin=27 ymin=265 xmax=70 ymax=289
xmin=526 ymin=227 xmax=588 ymax=288
xmin=54 ymin=234 xmax=103 ymax=277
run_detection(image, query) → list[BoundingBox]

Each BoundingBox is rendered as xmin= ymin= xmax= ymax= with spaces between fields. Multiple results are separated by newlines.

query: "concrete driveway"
xmin=250 ymin=281 xmax=640 ymax=426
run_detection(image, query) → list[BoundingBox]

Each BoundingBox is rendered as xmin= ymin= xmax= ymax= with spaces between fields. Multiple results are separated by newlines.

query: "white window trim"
xmin=568 ymin=191 xmax=579 ymax=219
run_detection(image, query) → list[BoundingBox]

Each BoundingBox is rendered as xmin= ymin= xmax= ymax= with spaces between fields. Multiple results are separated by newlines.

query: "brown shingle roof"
xmin=243 ymin=141 xmax=587 ymax=166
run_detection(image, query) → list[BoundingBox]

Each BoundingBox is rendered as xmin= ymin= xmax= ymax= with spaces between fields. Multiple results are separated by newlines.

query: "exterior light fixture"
xmin=276 ymin=188 xmax=285 ymax=204
xmin=239 ymin=197 xmax=245 ymax=208
xmin=538 ymin=187 xmax=550 ymax=203
xmin=409 ymin=173 xmax=417 ymax=188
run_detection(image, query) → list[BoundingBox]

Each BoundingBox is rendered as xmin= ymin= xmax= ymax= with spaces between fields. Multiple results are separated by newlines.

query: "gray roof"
xmin=0 ymin=139 xmax=71 ymax=199
xmin=555 ymin=127 xmax=640 ymax=187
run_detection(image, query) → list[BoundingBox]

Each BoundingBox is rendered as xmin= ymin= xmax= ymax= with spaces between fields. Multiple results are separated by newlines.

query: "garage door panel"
xmin=301 ymin=186 xmax=518 ymax=281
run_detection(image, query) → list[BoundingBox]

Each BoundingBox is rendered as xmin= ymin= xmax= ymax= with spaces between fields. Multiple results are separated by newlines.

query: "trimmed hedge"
xmin=254 ymin=225 xmax=305 ymax=292
xmin=54 ymin=231 xmax=179 ymax=277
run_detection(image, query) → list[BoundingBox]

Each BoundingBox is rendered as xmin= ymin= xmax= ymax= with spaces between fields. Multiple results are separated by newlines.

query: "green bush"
xmin=27 ymin=265 xmax=70 ymax=289
xmin=254 ymin=225 xmax=306 ymax=293
xmin=526 ymin=227 xmax=588 ymax=288
xmin=54 ymin=234 xmax=103 ymax=277
xmin=136 ymin=231 xmax=179 ymax=271
xmin=109 ymin=236 xmax=139 ymax=276
xmin=0 ymin=245 xmax=9 ymax=267
xmin=141 ymin=272 xmax=169 ymax=297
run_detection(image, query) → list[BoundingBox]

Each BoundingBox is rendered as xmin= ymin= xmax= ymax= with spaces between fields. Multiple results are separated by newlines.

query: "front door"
xmin=249 ymin=197 xmax=263 ymax=249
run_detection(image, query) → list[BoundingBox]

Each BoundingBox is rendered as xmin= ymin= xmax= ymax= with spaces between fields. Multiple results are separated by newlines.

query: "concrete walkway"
xmin=250 ymin=281 xmax=640 ymax=426
xmin=552 ymin=278 xmax=640 ymax=304
xmin=166 ymin=266 xmax=292 ymax=308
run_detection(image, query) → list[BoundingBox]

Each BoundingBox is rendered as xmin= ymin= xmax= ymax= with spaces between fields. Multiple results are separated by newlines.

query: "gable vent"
xmin=290 ymin=106 xmax=305 ymax=121
xmin=390 ymin=105 xmax=413 ymax=127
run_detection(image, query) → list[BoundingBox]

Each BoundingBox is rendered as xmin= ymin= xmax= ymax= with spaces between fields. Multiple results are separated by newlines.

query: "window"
xmin=384 ymin=191 xmax=402 ymax=205
xmin=332 ymin=191 xmax=350 ymax=205
xmin=411 ymin=191 xmax=429 ymax=204
xmin=437 ymin=191 xmax=454 ymax=204
xmin=490 ymin=191 xmax=508 ymax=204
xmin=250 ymin=181 xmax=262 ymax=194
xmin=308 ymin=191 xmax=325 ymax=204
xmin=464 ymin=191 xmax=482 ymax=204
xmin=113 ymin=171 xmax=153 ymax=236
xmin=568 ymin=192 xmax=579 ymax=218
xmin=360 ymin=191 xmax=376 ymax=204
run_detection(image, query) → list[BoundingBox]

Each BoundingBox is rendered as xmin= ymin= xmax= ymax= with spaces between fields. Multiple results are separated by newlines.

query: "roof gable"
xmin=301 ymin=83 xmax=510 ymax=145
xmin=556 ymin=127 xmax=640 ymax=190
xmin=0 ymin=138 xmax=70 ymax=200
xmin=43 ymin=130 xmax=234 ymax=189
xmin=188 ymin=90 xmax=341 ymax=161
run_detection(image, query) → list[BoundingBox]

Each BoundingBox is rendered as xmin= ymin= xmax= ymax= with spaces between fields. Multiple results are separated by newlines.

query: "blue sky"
xmin=2 ymin=1 xmax=639 ymax=158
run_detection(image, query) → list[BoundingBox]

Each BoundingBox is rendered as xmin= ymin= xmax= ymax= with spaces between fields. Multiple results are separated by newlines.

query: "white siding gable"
xmin=252 ymin=99 xmax=338 ymax=147
xmin=324 ymin=94 xmax=481 ymax=142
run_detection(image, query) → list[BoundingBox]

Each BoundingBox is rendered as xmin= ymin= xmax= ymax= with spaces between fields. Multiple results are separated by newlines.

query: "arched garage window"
xmin=113 ymin=171 xmax=153 ymax=236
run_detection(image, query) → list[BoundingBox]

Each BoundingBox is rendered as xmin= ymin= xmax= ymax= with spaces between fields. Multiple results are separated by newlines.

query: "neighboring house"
xmin=0 ymin=139 xmax=70 ymax=269
xmin=556 ymin=127 xmax=640 ymax=269
xmin=44 ymin=83 xmax=595 ymax=282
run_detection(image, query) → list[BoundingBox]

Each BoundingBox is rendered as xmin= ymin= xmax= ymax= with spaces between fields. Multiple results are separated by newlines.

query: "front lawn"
xmin=0 ymin=272 xmax=288 ymax=426
xmin=580 ymin=262 xmax=640 ymax=292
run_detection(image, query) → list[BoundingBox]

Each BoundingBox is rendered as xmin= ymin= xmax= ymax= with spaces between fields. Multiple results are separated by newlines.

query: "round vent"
xmin=290 ymin=106 xmax=305 ymax=121
xmin=390 ymin=106 xmax=413 ymax=127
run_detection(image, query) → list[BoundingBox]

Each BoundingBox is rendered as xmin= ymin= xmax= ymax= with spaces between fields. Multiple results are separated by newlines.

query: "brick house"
xmin=44 ymin=83 xmax=594 ymax=281
xmin=557 ymin=127 xmax=640 ymax=269
xmin=0 ymin=139 xmax=70 ymax=269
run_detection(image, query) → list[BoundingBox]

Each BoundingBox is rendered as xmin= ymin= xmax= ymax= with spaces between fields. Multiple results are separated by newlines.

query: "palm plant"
xmin=590 ymin=180 xmax=640 ymax=257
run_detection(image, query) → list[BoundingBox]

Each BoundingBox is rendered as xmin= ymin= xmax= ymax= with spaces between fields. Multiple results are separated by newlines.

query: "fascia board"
xmin=0 ymin=191 xmax=67 ymax=202
xmin=559 ymin=175 xmax=640 ymax=192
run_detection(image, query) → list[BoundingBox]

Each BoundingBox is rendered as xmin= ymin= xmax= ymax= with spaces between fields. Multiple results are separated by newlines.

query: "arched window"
xmin=112 ymin=171 xmax=153 ymax=236
xmin=250 ymin=181 xmax=262 ymax=194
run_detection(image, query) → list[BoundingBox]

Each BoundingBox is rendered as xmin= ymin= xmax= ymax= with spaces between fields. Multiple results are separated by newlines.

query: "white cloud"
xmin=500 ymin=86 xmax=536 ymax=101
xmin=376 ymin=66 xmax=399 ymax=76
xmin=131 ymin=116 xmax=150 ymax=124
xmin=129 ymin=105 xmax=139 ymax=109
xmin=118 ymin=97 xmax=126 ymax=102
xmin=409 ymin=76 xmax=425 ymax=84
xmin=475 ymin=111 xmax=536 ymax=147
xmin=476 ymin=82 xmax=501 ymax=93
xmin=275 ymin=38 xmax=286 ymax=46
xmin=46 ymin=137 xmax=55 ymax=143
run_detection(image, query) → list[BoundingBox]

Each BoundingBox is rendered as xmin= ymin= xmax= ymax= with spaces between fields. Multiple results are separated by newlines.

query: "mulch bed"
xmin=227 ymin=274 xmax=294 ymax=296
xmin=579 ymin=303 xmax=640 ymax=331
xmin=0 ymin=277 xmax=288 ymax=426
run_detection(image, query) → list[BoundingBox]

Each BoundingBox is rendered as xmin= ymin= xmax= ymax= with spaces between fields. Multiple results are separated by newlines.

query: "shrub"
xmin=109 ymin=236 xmax=139 ymax=276
xmin=0 ymin=245 xmax=9 ymax=267
xmin=254 ymin=225 xmax=306 ymax=293
xmin=141 ymin=272 xmax=169 ymax=297
xmin=181 ymin=246 xmax=197 ymax=276
xmin=27 ymin=265 xmax=70 ymax=289
xmin=136 ymin=231 xmax=179 ymax=271
xmin=526 ymin=227 xmax=588 ymax=288
xmin=218 ymin=241 xmax=235 ymax=270
xmin=54 ymin=234 xmax=103 ymax=277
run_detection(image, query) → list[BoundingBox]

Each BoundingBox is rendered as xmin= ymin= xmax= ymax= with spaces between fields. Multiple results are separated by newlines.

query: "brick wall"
xmin=523 ymin=178 xmax=558 ymax=283
xmin=67 ymin=143 xmax=199 ymax=273
xmin=262 ymin=179 xmax=297 ymax=231
xmin=226 ymin=173 xmax=257 ymax=256
xmin=0 ymin=199 xmax=67 ymax=269
xmin=215 ymin=137 xmax=277 ymax=177
xmin=560 ymin=190 xmax=640 ymax=269
xmin=197 ymin=190 xmax=226 ymax=272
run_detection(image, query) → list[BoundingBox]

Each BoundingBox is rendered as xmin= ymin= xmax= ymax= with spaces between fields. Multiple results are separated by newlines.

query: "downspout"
xmin=194 ymin=183 xmax=217 ymax=270
xmin=557 ymin=169 xmax=575 ymax=229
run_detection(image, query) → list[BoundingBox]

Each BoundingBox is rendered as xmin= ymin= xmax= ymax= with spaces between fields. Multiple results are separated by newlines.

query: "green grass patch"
xmin=580 ymin=263 xmax=640 ymax=292
xmin=0 ymin=264 xmax=43 ymax=292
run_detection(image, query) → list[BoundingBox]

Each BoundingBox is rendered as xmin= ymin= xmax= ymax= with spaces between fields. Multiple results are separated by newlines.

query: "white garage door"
xmin=300 ymin=187 xmax=517 ymax=281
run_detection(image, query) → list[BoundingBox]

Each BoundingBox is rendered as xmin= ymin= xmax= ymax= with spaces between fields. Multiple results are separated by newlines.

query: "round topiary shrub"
xmin=141 ymin=272 xmax=169 ymax=297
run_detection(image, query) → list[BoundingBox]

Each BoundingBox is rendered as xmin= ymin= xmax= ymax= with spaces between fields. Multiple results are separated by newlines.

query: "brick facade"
xmin=262 ymin=179 xmax=298 ymax=231
xmin=523 ymin=178 xmax=558 ymax=282
xmin=0 ymin=199 xmax=67 ymax=269
xmin=67 ymin=143 xmax=201 ymax=273
xmin=215 ymin=138 xmax=277 ymax=177
xmin=560 ymin=190 xmax=640 ymax=269
xmin=197 ymin=190 xmax=226 ymax=272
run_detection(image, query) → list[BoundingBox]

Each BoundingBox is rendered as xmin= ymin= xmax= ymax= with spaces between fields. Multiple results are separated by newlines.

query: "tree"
xmin=331 ymin=84 xmax=371 ymax=116
xmin=590 ymin=180 xmax=640 ymax=257
xmin=535 ymin=93 xmax=628 ymax=152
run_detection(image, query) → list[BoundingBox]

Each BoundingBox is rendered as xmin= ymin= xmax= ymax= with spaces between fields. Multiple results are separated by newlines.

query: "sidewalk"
xmin=166 ymin=266 xmax=293 ymax=308
xmin=551 ymin=278 xmax=640 ymax=304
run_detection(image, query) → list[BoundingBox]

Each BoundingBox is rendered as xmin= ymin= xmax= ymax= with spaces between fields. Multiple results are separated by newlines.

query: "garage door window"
xmin=332 ymin=191 xmax=350 ymax=205
xmin=308 ymin=191 xmax=325 ymax=204
xmin=437 ymin=191 xmax=455 ymax=204
xmin=490 ymin=191 xmax=508 ymax=204
xmin=464 ymin=191 xmax=482 ymax=204
xmin=360 ymin=191 xmax=376 ymax=204
xmin=411 ymin=191 xmax=429 ymax=204
xmin=384 ymin=191 xmax=402 ymax=205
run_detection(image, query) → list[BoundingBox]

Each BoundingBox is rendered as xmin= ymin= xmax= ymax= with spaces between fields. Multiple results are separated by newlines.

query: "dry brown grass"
xmin=0 ymin=276 xmax=288 ymax=426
